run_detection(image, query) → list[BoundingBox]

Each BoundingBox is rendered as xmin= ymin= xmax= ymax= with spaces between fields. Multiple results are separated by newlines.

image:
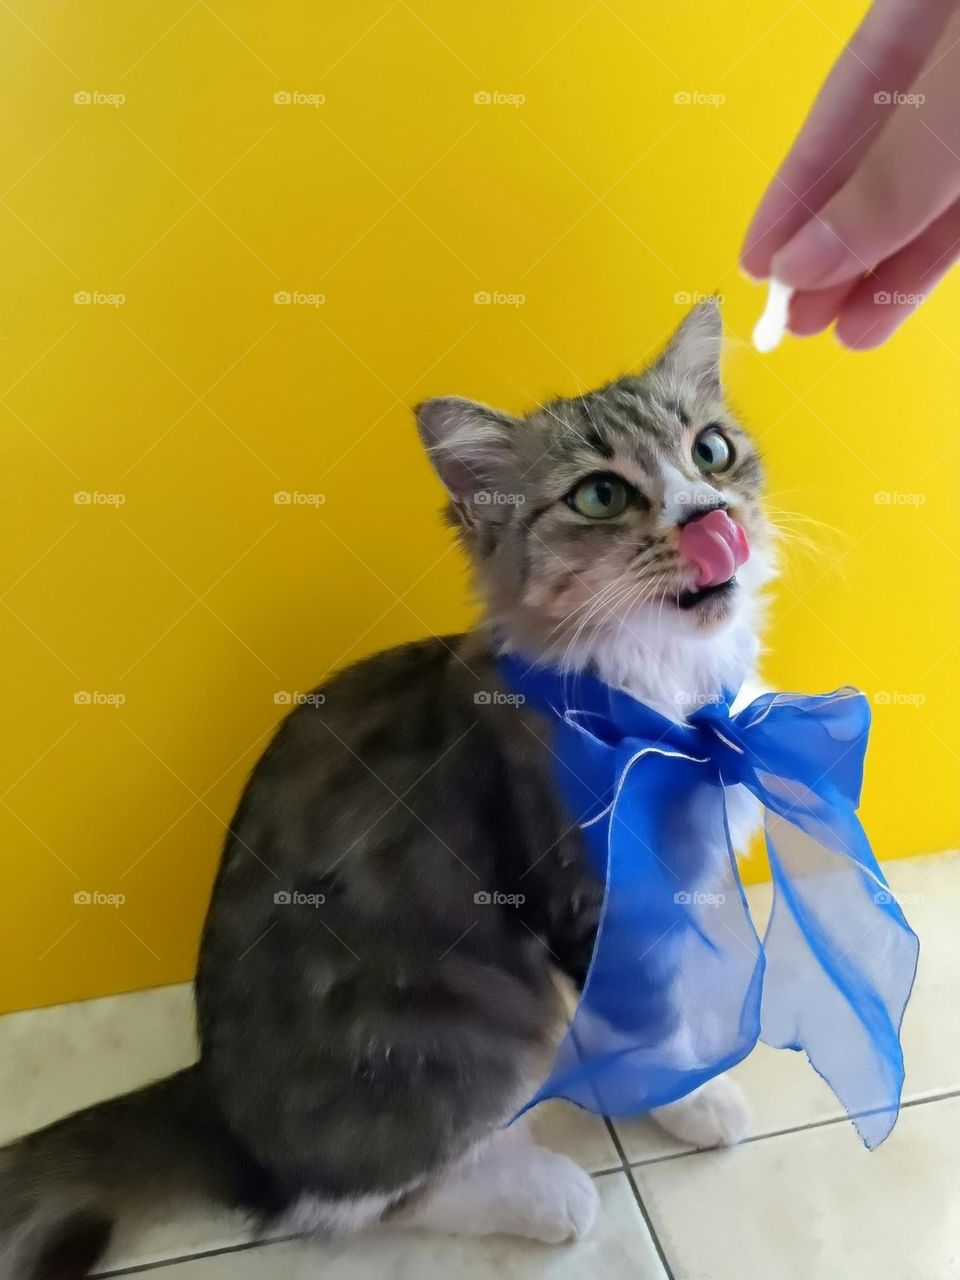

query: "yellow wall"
xmin=2 ymin=1 xmax=957 ymax=1012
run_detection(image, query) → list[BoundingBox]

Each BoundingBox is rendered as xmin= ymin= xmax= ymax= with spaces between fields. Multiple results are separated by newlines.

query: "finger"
xmin=740 ymin=0 xmax=958 ymax=280
xmin=787 ymin=282 xmax=860 ymax=337
xmin=771 ymin=18 xmax=960 ymax=292
xmin=833 ymin=195 xmax=960 ymax=347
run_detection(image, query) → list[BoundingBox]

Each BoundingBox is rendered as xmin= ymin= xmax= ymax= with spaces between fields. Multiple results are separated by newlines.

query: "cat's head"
xmin=416 ymin=300 xmax=775 ymax=693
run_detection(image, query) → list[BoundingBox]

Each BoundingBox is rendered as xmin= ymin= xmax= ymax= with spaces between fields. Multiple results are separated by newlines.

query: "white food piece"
xmin=752 ymin=278 xmax=794 ymax=352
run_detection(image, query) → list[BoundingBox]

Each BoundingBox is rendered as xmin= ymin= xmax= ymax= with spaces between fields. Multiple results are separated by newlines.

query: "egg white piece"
xmin=752 ymin=278 xmax=794 ymax=353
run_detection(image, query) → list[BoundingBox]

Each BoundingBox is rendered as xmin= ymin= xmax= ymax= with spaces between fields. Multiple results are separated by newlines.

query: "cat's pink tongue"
xmin=679 ymin=509 xmax=750 ymax=588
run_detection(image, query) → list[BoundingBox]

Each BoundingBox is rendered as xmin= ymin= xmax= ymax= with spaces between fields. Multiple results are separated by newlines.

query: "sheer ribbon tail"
xmin=741 ymin=691 xmax=920 ymax=1148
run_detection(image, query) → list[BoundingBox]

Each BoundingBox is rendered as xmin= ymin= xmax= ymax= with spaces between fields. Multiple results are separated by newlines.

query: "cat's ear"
xmin=415 ymin=397 xmax=518 ymax=517
xmin=655 ymin=297 xmax=723 ymax=398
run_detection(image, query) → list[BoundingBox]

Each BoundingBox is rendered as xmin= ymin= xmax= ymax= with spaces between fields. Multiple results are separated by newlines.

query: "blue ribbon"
xmin=500 ymin=655 xmax=919 ymax=1149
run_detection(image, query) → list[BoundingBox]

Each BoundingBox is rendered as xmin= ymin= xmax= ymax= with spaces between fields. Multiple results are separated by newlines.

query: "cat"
xmin=0 ymin=298 xmax=775 ymax=1278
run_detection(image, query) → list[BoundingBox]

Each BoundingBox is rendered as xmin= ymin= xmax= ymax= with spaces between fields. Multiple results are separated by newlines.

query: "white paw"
xmin=517 ymin=1149 xmax=599 ymax=1244
xmin=400 ymin=1131 xmax=598 ymax=1245
xmin=650 ymin=1074 xmax=749 ymax=1149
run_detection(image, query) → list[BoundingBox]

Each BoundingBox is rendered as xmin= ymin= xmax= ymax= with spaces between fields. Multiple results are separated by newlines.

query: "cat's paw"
xmin=650 ymin=1074 xmax=749 ymax=1149
xmin=517 ymin=1149 xmax=599 ymax=1243
xmin=401 ymin=1139 xmax=598 ymax=1244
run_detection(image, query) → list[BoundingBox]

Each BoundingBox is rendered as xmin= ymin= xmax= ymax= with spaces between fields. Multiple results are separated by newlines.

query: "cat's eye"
xmin=693 ymin=426 xmax=733 ymax=474
xmin=566 ymin=473 xmax=632 ymax=519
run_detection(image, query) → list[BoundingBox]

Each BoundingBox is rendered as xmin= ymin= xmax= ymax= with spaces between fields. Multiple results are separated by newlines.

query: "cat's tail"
xmin=0 ymin=1065 xmax=274 ymax=1280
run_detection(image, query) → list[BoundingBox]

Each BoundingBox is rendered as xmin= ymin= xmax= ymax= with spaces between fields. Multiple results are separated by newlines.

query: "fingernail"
xmin=772 ymin=219 xmax=857 ymax=289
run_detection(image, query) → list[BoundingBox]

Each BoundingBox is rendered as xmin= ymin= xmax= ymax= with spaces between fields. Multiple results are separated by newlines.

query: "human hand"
xmin=741 ymin=0 xmax=960 ymax=349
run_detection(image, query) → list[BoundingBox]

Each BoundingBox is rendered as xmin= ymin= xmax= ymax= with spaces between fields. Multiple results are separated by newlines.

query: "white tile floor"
xmin=1 ymin=851 xmax=957 ymax=1280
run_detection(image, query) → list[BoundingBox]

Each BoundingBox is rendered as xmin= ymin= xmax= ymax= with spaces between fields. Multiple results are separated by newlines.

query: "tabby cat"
xmin=0 ymin=299 xmax=775 ymax=1278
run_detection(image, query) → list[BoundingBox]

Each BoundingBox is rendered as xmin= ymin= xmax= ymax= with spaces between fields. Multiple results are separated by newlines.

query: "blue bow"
xmin=500 ymin=655 xmax=919 ymax=1149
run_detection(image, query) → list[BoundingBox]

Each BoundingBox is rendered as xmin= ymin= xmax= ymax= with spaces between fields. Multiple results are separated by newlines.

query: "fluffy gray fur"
xmin=0 ymin=300 xmax=773 ymax=1278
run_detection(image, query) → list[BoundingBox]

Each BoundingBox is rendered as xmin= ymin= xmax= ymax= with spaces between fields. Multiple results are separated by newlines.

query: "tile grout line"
xmin=602 ymin=1115 xmax=677 ymax=1280
xmin=622 ymin=1085 xmax=960 ymax=1171
xmin=92 ymin=1232 xmax=305 ymax=1278
xmin=53 ymin=1086 xmax=960 ymax=1276
xmin=90 ymin=1162 xmax=652 ymax=1276
xmin=83 ymin=1087 xmax=960 ymax=1278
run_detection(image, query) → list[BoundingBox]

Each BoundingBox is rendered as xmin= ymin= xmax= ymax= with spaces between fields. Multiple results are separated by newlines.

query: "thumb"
xmin=772 ymin=33 xmax=960 ymax=291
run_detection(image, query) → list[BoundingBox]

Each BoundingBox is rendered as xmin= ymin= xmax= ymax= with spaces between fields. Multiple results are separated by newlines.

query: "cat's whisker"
xmin=609 ymin=572 xmax=669 ymax=654
xmin=538 ymin=567 xmax=638 ymax=651
xmin=764 ymin=503 xmax=848 ymax=540
xmin=558 ymin=572 xmax=640 ymax=673
xmin=536 ymin=577 xmax=634 ymax=673
xmin=552 ymin=576 xmax=637 ymax=686
xmin=558 ymin=564 xmax=669 ymax=675
xmin=541 ymin=551 xmax=670 ymax=664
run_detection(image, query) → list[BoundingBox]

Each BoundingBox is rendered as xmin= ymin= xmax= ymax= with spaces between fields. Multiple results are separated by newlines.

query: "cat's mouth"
xmin=676 ymin=577 xmax=737 ymax=611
